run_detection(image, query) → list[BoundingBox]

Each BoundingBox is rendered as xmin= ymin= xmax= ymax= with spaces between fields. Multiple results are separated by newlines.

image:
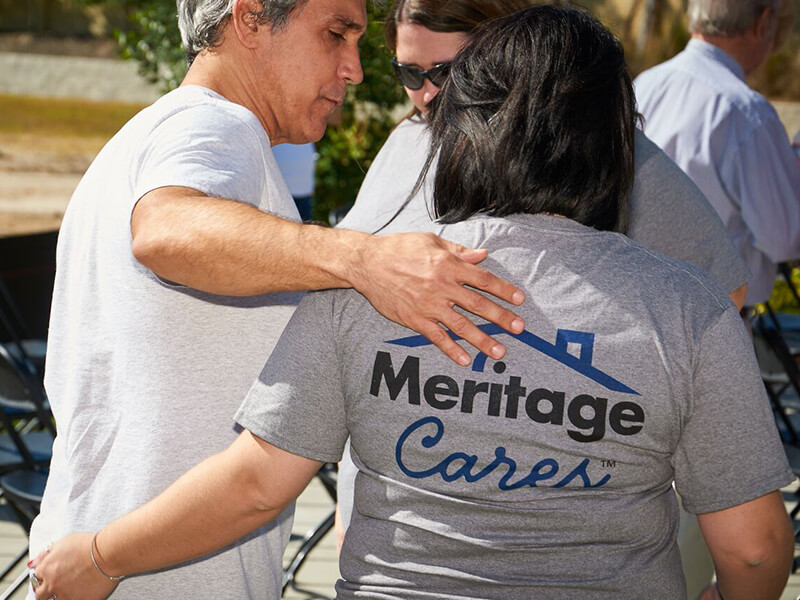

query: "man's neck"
xmin=180 ymin=51 xmax=280 ymax=144
xmin=691 ymin=33 xmax=756 ymax=75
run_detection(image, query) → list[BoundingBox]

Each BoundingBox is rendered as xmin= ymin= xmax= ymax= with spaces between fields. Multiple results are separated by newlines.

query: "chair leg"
xmin=0 ymin=546 xmax=27 ymax=582
xmin=282 ymin=511 xmax=335 ymax=595
xmin=0 ymin=548 xmax=29 ymax=600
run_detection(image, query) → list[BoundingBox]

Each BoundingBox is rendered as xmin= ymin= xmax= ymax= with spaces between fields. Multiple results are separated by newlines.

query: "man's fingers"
xmin=354 ymin=232 xmax=528 ymax=366
xmin=448 ymin=285 xmax=525 ymax=338
xmin=443 ymin=241 xmax=488 ymax=265
xmin=457 ymin=259 xmax=526 ymax=309
xmin=412 ymin=319 xmax=472 ymax=366
xmin=437 ymin=308 xmax=508 ymax=361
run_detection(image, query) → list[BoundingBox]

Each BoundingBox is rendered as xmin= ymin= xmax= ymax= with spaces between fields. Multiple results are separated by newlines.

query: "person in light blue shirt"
xmin=272 ymin=142 xmax=316 ymax=222
xmin=634 ymin=0 xmax=800 ymax=307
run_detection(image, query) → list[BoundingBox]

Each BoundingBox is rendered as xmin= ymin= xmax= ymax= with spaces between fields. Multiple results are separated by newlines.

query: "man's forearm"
xmin=131 ymin=187 xmax=527 ymax=365
xmin=132 ymin=187 xmax=368 ymax=296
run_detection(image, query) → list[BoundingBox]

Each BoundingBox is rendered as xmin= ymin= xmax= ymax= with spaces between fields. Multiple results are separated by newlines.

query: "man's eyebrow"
xmin=330 ymin=14 xmax=366 ymax=33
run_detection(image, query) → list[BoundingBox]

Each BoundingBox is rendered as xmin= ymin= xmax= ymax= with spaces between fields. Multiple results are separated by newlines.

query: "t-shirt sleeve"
xmin=132 ymin=103 xmax=268 ymax=213
xmin=629 ymin=131 xmax=750 ymax=294
xmin=234 ymin=290 xmax=349 ymax=463
xmin=672 ymin=307 xmax=795 ymax=514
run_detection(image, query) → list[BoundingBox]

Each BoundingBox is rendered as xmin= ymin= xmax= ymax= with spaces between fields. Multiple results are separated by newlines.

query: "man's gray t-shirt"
xmin=237 ymin=214 xmax=791 ymax=599
xmin=31 ymin=86 xmax=301 ymax=600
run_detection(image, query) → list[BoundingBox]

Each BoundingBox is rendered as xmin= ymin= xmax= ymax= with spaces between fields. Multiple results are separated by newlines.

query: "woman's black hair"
xmin=419 ymin=4 xmax=637 ymax=233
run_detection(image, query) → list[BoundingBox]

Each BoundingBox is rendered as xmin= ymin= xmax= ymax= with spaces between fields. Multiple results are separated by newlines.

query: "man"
xmin=28 ymin=1 xmax=525 ymax=599
xmin=635 ymin=0 xmax=800 ymax=308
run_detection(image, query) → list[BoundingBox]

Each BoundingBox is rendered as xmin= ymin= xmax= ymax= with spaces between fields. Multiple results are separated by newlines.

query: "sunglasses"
xmin=391 ymin=58 xmax=452 ymax=90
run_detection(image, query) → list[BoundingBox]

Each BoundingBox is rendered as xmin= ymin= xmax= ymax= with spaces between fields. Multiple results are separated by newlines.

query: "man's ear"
xmin=231 ymin=0 xmax=264 ymax=48
xmin=754 ymin=4 xmax=778 ymax=42
xmin=770 ymin=0 xmax=793 ymax=50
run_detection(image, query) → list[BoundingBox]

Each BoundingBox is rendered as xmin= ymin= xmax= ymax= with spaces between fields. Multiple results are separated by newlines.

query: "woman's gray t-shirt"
xmin=236 ymin=214 xmax=790 ymax=600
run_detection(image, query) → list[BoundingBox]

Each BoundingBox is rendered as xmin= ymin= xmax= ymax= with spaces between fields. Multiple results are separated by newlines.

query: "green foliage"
xmin=114 ymin=2 xmax=188 ymax=92
xmin=768 ymin=267 xmax=800 ymax=314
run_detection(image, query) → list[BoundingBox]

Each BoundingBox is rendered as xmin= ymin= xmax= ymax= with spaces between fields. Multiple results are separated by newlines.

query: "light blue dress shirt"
xmin=635 ymin=38 xmax=800 ymax=305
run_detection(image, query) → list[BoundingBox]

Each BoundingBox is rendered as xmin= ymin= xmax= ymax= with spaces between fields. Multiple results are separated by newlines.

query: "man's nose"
xmin=340 ymin=47 xmax=364 ymax=85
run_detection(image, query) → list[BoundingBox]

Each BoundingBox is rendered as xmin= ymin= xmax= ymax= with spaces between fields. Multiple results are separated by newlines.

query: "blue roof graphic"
xmin=385 ymin=324 xmax=639 ymax=396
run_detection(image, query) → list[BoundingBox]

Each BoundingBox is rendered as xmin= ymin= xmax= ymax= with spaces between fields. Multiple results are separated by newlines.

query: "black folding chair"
xmin=282 ymin=462 xmax=337 ymax=596
xmin=0 ymin=278 xmax=46 ymax=382
xmin=756 ymin=318 xmax=800 ymax=442
xmin=754 ymin=316 xmax=800 ymax=572
xmin=0 ymin=344 xmax=54 ymax=438
xmin=0 ymin=349 xmax=53 ymax=597
xmin=0 ymin=467 xmax=49 ymax=599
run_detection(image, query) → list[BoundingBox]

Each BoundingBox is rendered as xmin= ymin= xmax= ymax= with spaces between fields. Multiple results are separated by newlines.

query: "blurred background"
xmin=0 ymin=0 xmax=799 ymax=338
xmin=1 ymin=0 xmax=799 ymax=235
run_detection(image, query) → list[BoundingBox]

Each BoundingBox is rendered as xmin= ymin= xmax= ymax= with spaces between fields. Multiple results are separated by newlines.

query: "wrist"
xmin=323 ymin=227 xmax=372 ymax=290
xmin=90 ymin=531 xmax=126 ymax=582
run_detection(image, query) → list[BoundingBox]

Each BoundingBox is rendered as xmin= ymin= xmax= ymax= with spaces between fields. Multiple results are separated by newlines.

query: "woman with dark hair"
xmin=334 ymin=6 xmax=752 ymax=591
xmin=337 ymin=0 xmax=748 ymax=306
xmin=31 ymin=6 xmax=791 ymax=600
xmin=423 ymin=6 xmax=635 ymax=233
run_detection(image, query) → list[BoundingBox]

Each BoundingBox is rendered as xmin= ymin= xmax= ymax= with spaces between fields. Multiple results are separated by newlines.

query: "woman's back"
xmin=241 ymin=212 xmax=789 ymax=599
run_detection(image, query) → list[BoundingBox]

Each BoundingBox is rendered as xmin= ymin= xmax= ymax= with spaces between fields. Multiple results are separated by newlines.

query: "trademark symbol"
xmin=601 ymin=460 xmax=616 ymax=468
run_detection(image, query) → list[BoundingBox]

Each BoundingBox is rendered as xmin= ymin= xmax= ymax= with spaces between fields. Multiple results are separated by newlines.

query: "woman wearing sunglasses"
xmin=337 ymin=0 xmax=748 ymax=306
xmin=29 ymin=7 xmax=792 ymax=600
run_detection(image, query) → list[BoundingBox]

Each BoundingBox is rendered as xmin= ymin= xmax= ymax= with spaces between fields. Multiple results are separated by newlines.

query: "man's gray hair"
xmin=177 ymin=0 xmax=309 ymax=65
xmin=688 ymin=0 xmax=780 ymax=36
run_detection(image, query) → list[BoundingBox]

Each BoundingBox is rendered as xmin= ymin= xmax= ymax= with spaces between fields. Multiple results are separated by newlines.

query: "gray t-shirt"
xmin=338 ymin=117 xmax=749 ymax=294
xmin=31 ymin=86 xmax=302 ymax=600
xmin=336 ymin=116 xmax=752 ymax=536
xmin=237 ymin=214 xmax=791 ymax=600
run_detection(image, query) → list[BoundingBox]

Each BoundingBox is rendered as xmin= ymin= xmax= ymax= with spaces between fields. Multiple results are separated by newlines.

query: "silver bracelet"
xmin=90 ymin=531 xmax=126 ymax=582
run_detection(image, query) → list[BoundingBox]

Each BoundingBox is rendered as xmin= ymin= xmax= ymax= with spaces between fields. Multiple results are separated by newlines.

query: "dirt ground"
xmin=0 ymin=132 xmax=102 ymax=236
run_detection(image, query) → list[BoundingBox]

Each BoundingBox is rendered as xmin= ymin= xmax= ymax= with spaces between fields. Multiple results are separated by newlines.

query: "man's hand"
xmin=350 ymin=232 xmax=525 ymax=366
xmin=132 ymin=190 xmax=525 ymax=365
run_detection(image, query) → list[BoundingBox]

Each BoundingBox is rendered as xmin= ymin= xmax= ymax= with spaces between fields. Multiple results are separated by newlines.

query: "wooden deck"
xmin=1 ymin=477 xmax=800 ymax=599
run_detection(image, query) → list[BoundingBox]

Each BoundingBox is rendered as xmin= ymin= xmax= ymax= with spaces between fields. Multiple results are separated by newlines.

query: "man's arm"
xmin=131 ymin=187 xmax=525 ymax=365
xmin=696 ymin=490 xmax=793 ymax=600
xmin=31 ymin=431 xmax=320 ymax=600
xmin=734 ymin=118 xmax=800 ymax=264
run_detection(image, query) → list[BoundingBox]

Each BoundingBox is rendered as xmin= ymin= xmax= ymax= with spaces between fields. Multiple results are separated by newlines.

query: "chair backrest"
xmin=755 ymin=317 xmax=800 ymax=444
xmin=0 ymin=345 xmax=54 ymax=438
xmin=0 ymin=278 xmax=45 ymax=383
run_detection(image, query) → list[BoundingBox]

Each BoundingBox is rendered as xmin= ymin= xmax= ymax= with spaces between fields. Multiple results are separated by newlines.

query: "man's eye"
xmin=329 ymin=30 xmax=346 ymax=42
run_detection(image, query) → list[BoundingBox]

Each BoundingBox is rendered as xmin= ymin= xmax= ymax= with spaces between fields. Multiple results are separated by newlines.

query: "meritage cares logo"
xmin=369 ymin=324 xmax=643 ymax=491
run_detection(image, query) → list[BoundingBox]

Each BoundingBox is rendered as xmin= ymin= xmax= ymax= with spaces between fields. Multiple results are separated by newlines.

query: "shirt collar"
xmin=685 ymin=38 xmax=746 ymax=82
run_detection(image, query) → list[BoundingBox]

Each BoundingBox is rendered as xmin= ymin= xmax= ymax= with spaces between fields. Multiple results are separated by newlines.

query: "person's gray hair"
xmin=688 ymin=0 xmax=780 ymax=36
xmin=177 ymin=0 xmax=309 ymax=65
